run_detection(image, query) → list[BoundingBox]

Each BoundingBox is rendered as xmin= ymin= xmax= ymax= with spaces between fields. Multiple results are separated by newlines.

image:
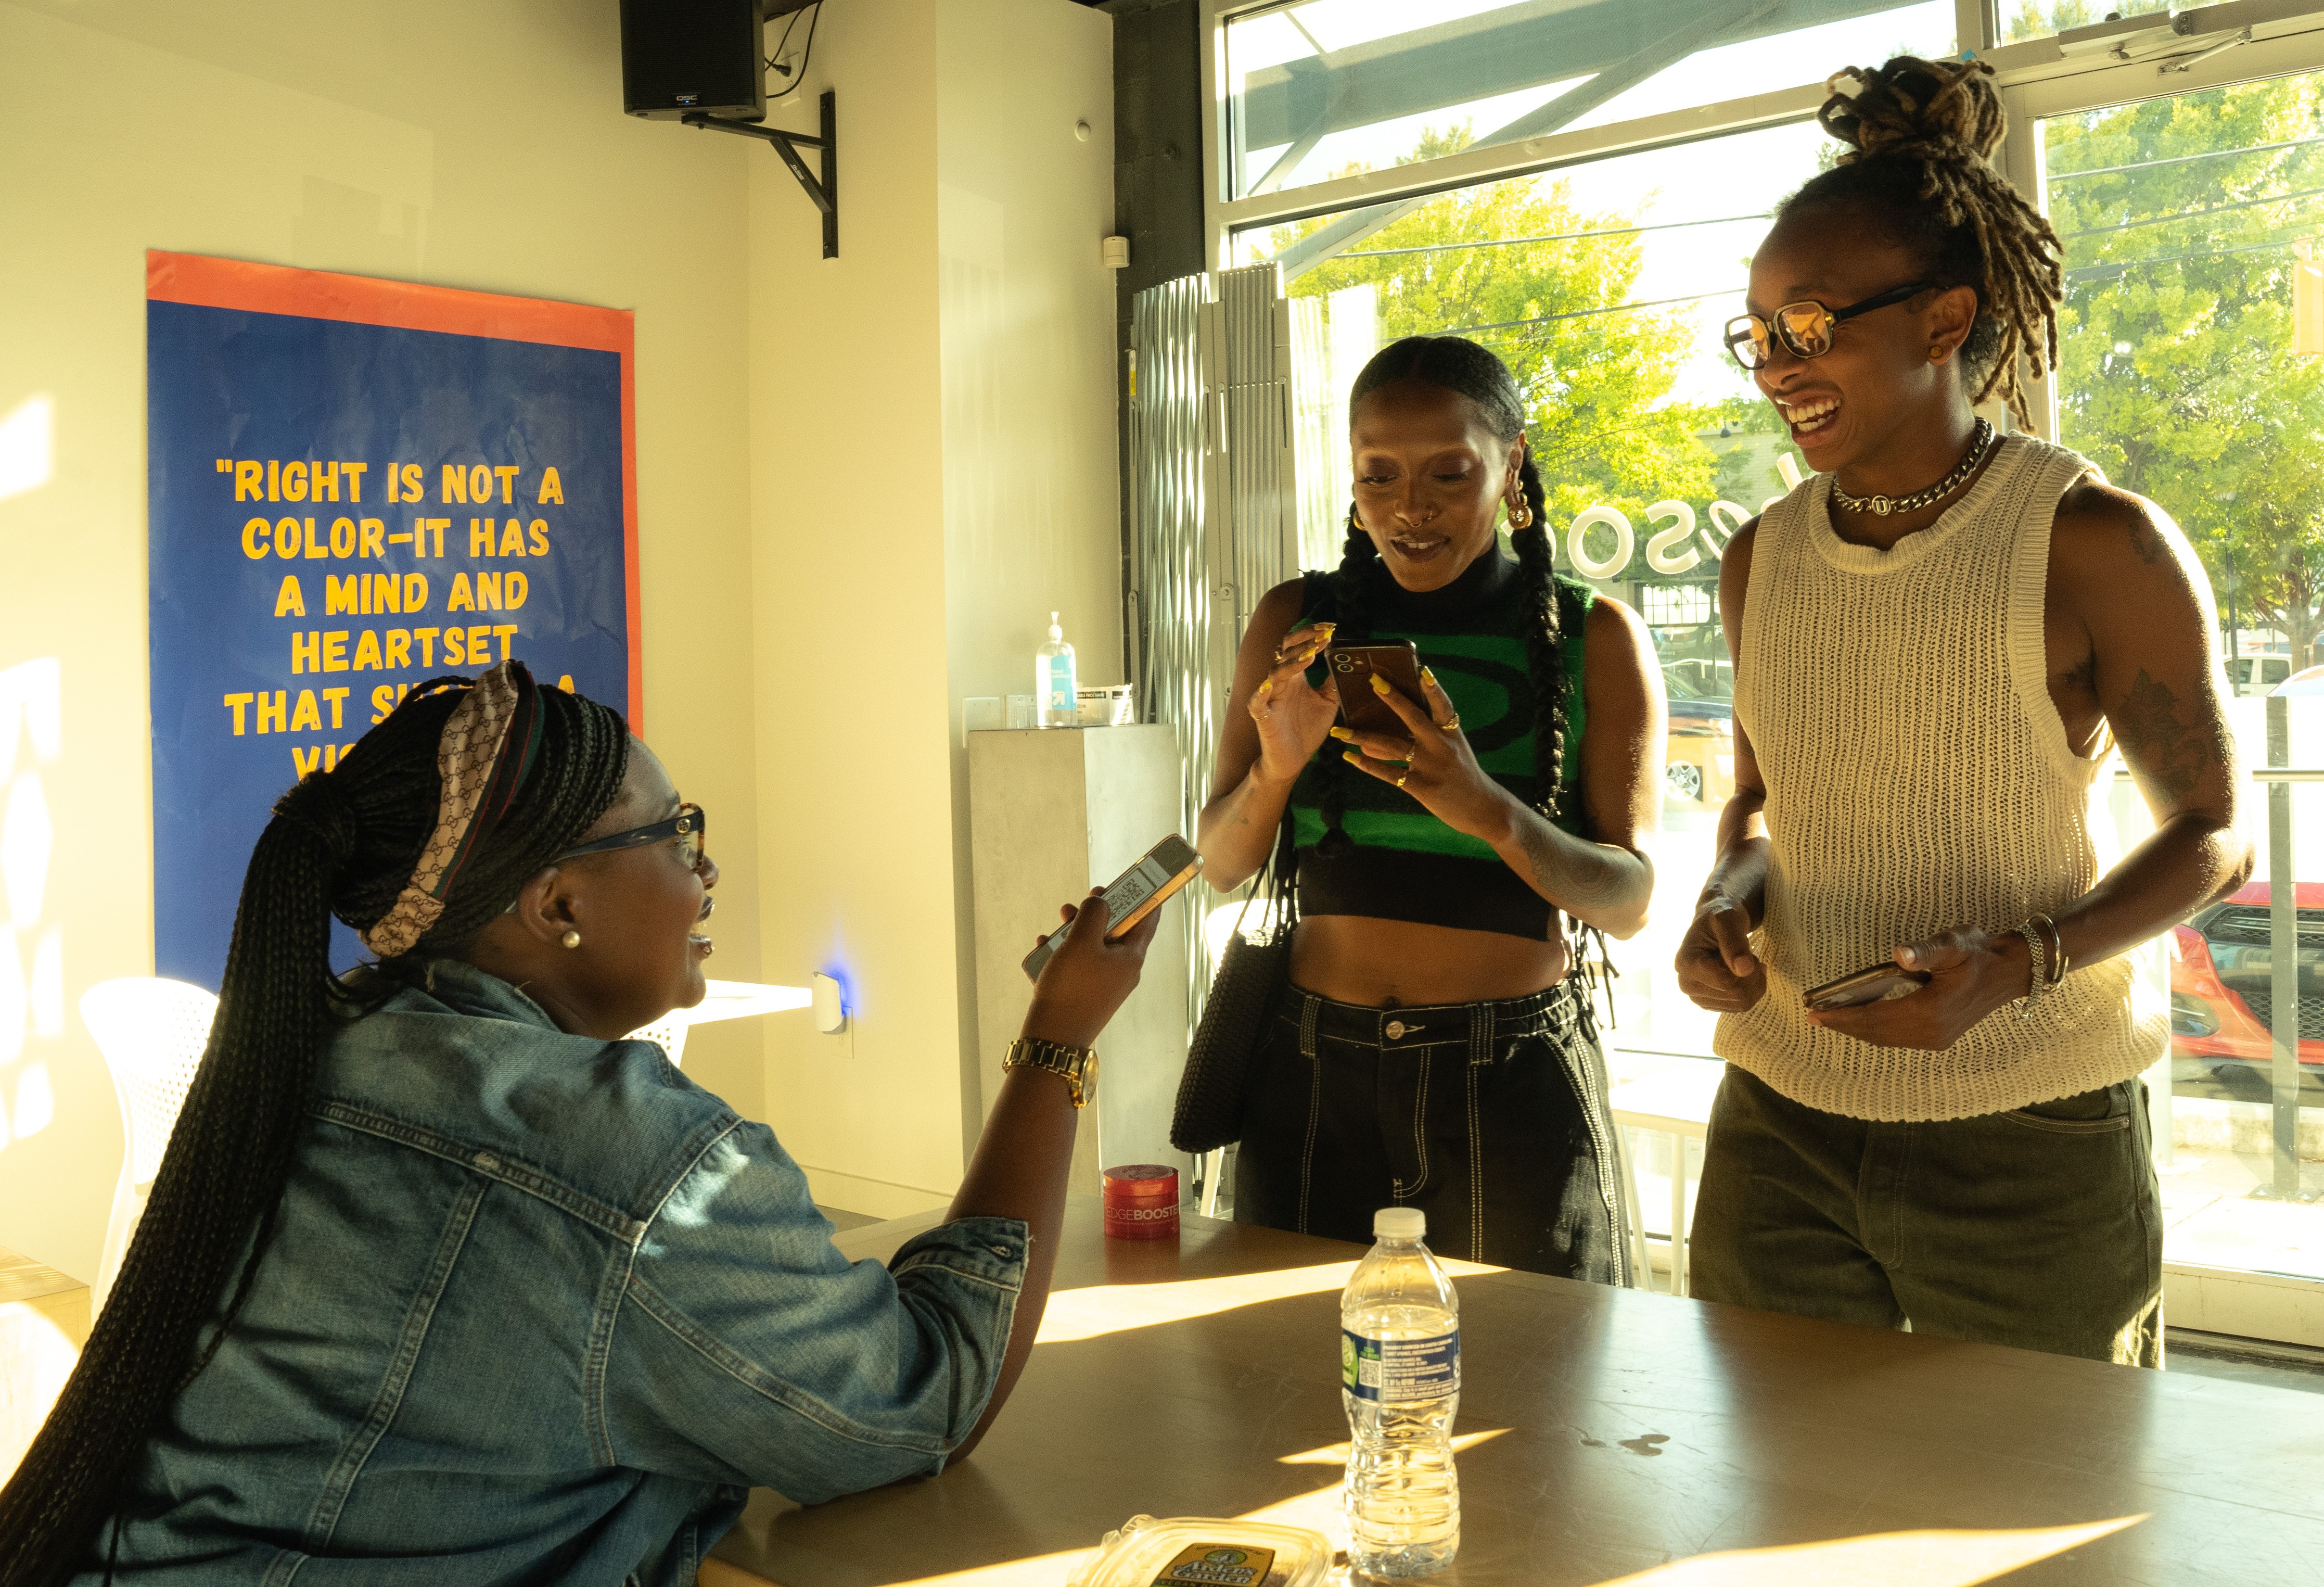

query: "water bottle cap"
xmin=1373 ymin=1207 xmax=1425 ymax=1240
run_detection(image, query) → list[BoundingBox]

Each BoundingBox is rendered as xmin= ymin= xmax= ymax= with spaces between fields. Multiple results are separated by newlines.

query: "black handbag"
xmin=1169 ymin=815 xmax=1299 ymax=1154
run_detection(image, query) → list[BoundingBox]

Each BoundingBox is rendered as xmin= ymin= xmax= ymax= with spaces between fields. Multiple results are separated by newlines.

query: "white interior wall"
xmin=937 ymin=0 xmax=1123 ymax=1139
xmin=0 ymin=0 xmax=1121 ymax=1265
xmin=748 ymin=0 xmax=1119 ymax=1215
xmin=0 ymin=0 xmax=767 ymax=1279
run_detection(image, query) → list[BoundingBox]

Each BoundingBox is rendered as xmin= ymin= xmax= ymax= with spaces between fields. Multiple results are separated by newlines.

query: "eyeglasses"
xmin=1723 ymin=281 xmax=1935 ymax=372
xmin=552 ymin=803 xmax=708 ymax=872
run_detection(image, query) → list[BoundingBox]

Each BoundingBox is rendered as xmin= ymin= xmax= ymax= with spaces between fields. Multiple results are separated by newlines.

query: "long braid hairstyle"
xmin=1316 ymin=336 xmax=1585 ymax=858
xmin=0 ymin=664 xmax=630 ymax=1585
xmin=1786 ymin=56 xmax=2063 ymax=424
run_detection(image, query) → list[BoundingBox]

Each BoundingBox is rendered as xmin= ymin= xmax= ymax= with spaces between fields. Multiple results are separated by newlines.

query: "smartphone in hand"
xmin=1325 ymin=642 xmax=1423 ymax=738
xmin=1804 ymin=961 xmax=1932 ymax=1010
xmin=1021 ymin=835 xmax=1204 ymax=981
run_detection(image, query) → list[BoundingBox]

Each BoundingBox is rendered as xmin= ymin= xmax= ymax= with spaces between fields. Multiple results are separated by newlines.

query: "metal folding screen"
xmin=1128 ymin=264 xmax=1298 ymax=1205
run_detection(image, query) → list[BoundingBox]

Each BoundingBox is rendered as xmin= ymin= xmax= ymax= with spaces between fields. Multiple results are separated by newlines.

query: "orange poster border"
xmin=147 ymin=250 xmax=644 ymax=731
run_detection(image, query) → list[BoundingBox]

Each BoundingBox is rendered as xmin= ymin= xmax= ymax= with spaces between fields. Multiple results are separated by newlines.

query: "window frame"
xmin=1204 ymin=0 xmax=2324 ymax=273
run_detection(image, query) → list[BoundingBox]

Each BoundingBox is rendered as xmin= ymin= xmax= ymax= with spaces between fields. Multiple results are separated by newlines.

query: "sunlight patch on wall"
xmin=0 ymin=659 xmax=62 ymax=1151
xmin=0 ymin=397 xmax=53 ymax=504
xmin=11 ymin=1065 xmax=50 ymax=1139
xmin=2 ymin=773 xmax=51 ymax=924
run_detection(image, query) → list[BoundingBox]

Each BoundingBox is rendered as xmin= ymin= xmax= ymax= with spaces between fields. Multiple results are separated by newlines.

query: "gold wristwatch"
xmin=1004 ymin=1038 xmax=1098 ymax=1109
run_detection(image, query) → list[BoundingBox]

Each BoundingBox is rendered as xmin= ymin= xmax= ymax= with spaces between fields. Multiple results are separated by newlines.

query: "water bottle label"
xmin=1341 ymin=1327 xmax=1460 ymax=1403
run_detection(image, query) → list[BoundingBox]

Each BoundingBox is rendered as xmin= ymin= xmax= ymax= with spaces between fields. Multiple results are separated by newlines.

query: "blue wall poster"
xmin=145 ymin=250 xmax=640 ymax=988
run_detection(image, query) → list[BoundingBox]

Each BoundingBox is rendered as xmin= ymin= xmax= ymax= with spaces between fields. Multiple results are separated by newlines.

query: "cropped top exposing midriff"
xmin=1286 ymin=548 xmax=1592 ymax=941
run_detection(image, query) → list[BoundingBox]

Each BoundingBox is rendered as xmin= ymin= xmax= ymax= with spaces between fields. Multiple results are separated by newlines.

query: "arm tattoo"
xmin=2126 ymin=515 xmax=2170 ymax=567
xmin=2113 ymin=668 xmax=2216 ymax=804
xmin=1516 ymin=815 xmax=1630 ymax=913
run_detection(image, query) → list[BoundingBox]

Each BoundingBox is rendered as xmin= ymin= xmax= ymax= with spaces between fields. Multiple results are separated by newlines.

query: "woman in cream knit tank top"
xmin=1674 ymin=58 xmax=2252 ymax=1366
xmin=1722 ymin=432 xmax=2157 ymax=1117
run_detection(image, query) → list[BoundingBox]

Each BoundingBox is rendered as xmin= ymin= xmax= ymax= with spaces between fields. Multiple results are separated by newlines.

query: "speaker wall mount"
xmin=685 ymin=92 xmax=838 ymax=259
xmin=620 ymin=0 xmax=837 ymax=258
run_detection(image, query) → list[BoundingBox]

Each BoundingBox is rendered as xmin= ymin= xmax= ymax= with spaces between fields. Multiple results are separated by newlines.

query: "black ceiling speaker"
xmin=621 ymin=0 xmax=769 ymax=122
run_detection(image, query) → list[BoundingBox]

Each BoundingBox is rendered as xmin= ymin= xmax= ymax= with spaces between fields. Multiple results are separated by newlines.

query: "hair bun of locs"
xmin=1819 ymin=57 xmax=2005 ymax=164
xmin=1794 ymin=54 xmax=2062 ymax=423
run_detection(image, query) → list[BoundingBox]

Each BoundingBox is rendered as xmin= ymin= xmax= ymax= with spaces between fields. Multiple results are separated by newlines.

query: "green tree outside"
xmin=2045 ymin=67 xmax=2324 ymax=666
xmin=1271 ymin=127 xmax=1723 ymax=532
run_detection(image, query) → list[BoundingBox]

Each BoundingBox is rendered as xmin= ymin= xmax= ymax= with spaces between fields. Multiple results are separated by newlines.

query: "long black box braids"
xmin=0 ymin=670 xmax=629 ymax=1585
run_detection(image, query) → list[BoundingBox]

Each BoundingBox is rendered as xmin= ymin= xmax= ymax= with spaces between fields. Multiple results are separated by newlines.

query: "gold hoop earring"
xmin=1506 ymin=496 xmax=1533 ymax=530
xmin=561 ymin=929 xmax=582 ymax=949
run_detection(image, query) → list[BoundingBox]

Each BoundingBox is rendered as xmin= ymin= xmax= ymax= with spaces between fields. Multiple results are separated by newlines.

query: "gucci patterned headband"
xmin=359 ymin=659 xmax=544 ymax=957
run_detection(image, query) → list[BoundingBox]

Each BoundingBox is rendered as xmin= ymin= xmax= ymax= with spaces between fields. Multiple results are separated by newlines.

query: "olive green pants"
xmin=1690 ymin=1064 xmax=2163 ymax=1367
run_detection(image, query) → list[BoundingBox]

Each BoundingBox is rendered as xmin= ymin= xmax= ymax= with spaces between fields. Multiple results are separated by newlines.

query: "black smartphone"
xmin=1325 ymin=642 xmax=1424 ymax=738
xmin=1020 ymin=834 xmax=1204 ymax=982
xmin=1804 ymin=961 xmax=1932 ymax=1010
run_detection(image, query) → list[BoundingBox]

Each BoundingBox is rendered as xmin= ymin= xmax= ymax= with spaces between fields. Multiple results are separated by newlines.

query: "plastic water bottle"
xmin=1036 ymin=612 xmax=1077 ymax=728
xmin=1342 ymin=1206 xmax=1460 ymax=1577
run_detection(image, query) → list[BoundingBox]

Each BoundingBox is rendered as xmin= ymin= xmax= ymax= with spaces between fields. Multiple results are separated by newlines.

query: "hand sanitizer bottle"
xmin=1037 ymin=613 xmax=1077 ymax=728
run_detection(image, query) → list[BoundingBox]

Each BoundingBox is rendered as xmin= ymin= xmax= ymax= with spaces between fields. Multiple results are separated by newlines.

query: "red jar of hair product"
xmin=1102 ymin=1164 xmax=1181 ymax=1241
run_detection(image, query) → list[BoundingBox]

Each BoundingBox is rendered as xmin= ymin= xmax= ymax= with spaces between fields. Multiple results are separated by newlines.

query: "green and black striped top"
xmin=1287 ymin=547 xmax=1593 ymax=940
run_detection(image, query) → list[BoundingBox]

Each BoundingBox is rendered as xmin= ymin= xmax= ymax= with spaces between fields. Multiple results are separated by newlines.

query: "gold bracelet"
xmin=1004 ymin=1038 xmax=1097 ymax=1109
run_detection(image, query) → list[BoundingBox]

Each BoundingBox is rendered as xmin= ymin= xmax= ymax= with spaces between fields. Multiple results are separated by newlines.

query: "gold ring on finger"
xmin=1436 ymin=714 xmax=1462 ymax=732
xmin=1394 ymin=771 xmax=1410 ymax=789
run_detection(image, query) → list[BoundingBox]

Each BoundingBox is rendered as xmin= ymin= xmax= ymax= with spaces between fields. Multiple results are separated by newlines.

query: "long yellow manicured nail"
xmin=1422 ymin=666 xmax=1439 ymax=689
xmin=1370 ymin=674 xmax=1390 ymax=695
xmin=1341 ymin=750 xmax=1362 ymax=765
xmin=1329 ymin=726 xmax=1354 ymax=741
xmin=1257 ymin=680 xmax=1272 ymax=696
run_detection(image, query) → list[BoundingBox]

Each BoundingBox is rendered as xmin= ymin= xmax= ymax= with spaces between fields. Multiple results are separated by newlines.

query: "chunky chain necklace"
xmin=1830 ymin=419 xmax=1997 ymax=517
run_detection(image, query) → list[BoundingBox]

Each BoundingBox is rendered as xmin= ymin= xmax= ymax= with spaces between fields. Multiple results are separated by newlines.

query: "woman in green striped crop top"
xmin=1196 ymin=336 xmax=1667 ymax=1278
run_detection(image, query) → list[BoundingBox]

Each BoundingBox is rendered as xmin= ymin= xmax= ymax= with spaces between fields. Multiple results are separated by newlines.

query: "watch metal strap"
xmin=1005 ymin=1037 xmax=1095 ymax=1108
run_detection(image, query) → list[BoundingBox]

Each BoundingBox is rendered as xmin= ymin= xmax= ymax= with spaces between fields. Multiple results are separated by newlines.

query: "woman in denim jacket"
xmin=0 ymin=659 xmax=1155 ymax=1585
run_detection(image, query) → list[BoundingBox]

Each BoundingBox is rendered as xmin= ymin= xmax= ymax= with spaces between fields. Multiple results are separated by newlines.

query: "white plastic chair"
xmin=1607 ymin=1063 xmax=1724 ymax=1297
xmin=79 ymin=978 xmax=219 ymax=1314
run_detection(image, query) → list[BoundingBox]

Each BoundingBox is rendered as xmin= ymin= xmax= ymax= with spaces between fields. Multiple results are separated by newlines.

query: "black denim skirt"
xmin=1233 ymin=978 xmax=1628 ymax=1283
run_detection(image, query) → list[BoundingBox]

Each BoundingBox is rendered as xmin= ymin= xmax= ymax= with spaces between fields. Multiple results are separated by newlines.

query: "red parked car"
xmin=2171 ymin=882 xmax=2324 ymax=1101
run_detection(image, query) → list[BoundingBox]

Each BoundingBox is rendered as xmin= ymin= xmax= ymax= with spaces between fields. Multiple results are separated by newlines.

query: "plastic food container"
xmin=1065 ymin=1515 xmax=1333 ymax=1587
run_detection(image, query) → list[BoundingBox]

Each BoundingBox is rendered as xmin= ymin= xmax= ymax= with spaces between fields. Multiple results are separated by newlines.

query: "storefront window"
xmin=1215 ymin=0 xmax=2324 ymax=1326
xmin=2042 ymin=67 xmax=2324 ymax=1282
xmin=1221 ymin=0 xmax=1956 ymax=204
